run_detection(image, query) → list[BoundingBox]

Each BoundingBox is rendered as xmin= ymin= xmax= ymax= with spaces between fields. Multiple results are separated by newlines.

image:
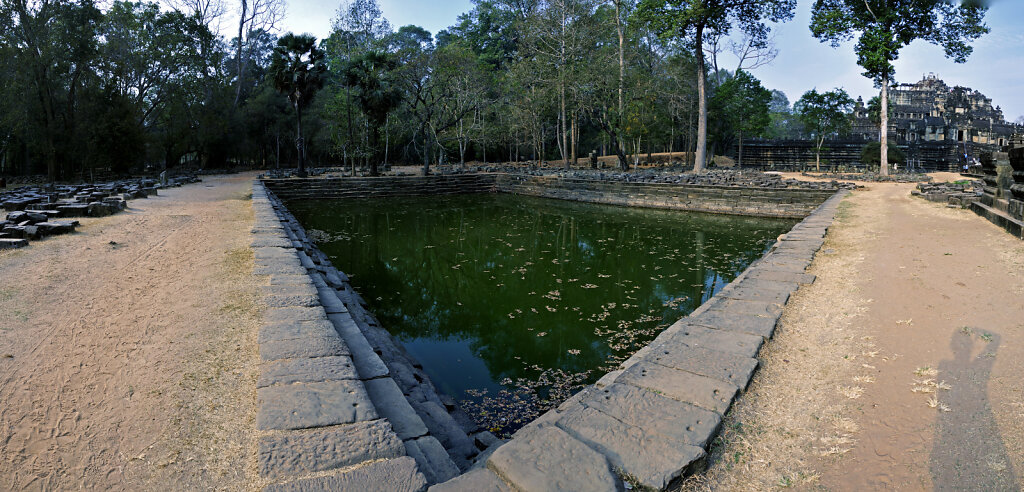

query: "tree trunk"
xmin=816 ymin=136 xmax=823 ymax=171
xmin=737 ymin=130 xmax=744 ymax=168
xmin=235 ymin=0 xmax=247 ymax=106
xmin=880 ymin=77 xmax=890 ymax=176
xmin=615 ymin=0 xmax=625 ymax=170
xmin=694 ymin=24 xmax=708 ymax=173
xmin=369 ymin=125 xmax=379 ymax=176
xmin=296 ymin=102 xmax=306 ymax=177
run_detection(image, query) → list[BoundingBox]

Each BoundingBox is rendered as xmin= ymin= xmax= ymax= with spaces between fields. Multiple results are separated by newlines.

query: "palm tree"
xmin=343 ymin=50 xmax=403 ymax=176
xmin=268 ymin=33 xmax=326 ymax=177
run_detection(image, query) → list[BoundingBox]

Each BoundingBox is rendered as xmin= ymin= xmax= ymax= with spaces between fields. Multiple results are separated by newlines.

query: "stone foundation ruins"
xmin=972 ymin=138 xmax=1024 ymax=238
xmin=0 ymin=176 xmax=200 ymax=249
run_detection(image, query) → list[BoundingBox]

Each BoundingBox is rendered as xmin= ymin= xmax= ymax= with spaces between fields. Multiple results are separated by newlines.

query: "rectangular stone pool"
xmin=286 ymin=193 xmax=796 ymax=434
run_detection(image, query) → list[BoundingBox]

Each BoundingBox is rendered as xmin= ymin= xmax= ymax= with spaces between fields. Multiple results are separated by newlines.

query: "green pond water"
xmin=287 ymin=193 xmax=796 ymax=434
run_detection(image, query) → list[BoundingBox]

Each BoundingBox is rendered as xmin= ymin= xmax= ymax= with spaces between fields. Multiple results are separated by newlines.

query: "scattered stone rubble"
xmin=912 ymin=180 xmax=983 ymax=208
xmin=0 ymin=175 xmax=199 ymax=249
xmin=802 ymin=171 xmax=932 ymax=183
xmin=422 ymin=166 xmax=858 ymax=191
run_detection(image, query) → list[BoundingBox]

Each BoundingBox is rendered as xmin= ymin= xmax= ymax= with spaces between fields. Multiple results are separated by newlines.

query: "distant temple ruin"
xmin=742 ymin=74 xmax=1022 ymax=172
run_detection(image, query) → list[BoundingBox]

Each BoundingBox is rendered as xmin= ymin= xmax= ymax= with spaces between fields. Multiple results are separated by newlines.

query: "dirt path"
xmin=684 ymin=179 xmax=1024 ymax=491
xmin=0 ymin=174 xmax=262 ymax=491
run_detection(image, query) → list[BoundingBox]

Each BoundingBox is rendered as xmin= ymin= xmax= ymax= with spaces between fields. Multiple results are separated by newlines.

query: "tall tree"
xmin=343 ymin=50 xmax=403 ymax=176
xmin=268 ymin=33 xmax=326 ymax=177
xmin=810 ymin=0 xmax=988 ymax=176
xmin=635 ymin=0 xmax=795 ymax=172
xmin=234 ymin=0 xmax=283 ymax=105
xmin=708 ymin=70 xmax=770 ymax=167
xmin=794 ymin=88 xmax=854 ymax=171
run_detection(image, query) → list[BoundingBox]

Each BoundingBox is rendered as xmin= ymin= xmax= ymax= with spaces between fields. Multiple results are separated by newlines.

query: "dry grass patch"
xmin=678 ymin=191 xmax=878 ymax=491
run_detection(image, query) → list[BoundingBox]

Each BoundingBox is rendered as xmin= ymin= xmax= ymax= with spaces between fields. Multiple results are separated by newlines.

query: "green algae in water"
xmin=287 ymin=193 xmax=795 ymax=435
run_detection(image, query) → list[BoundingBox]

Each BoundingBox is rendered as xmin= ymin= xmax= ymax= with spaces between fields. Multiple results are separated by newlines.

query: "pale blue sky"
xmin=279 ymin=0 xmax=1024 ymax=120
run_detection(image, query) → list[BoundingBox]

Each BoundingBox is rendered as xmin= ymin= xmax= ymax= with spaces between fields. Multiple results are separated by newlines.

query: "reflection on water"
xmin=287 ymin=193 xmax=795 ymax=434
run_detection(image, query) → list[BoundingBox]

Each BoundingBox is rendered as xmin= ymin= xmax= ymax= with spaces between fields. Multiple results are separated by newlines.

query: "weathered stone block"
xmin=580 ymin=384 xmax=721 ymax=448
xmin=643 ymin=340 xmax=759 ymax=390
xmin=703 ymin=297 xmax=783 ymax=319
xmin=405 ymin=436 xmax=460 ymax=484
xmin=0 ymin=238 xmax=28 ymax=249
xmin=259 ymin=334 xmax=349 ymax=362
xmin=615 ymin=361 xmax=737 ymax=414
xmin=258 ymin=419 xmax=404 ymax=478
xmin=251 ymin=235 xmax=293 ymax=248
xmin=264 ymin=306 xmax=327 ymax=323
xmin=258 ymin=319 xmax=336 ymax=343
xmin=556 ymin=405 xmax=705 ymax=490
xmin=362 ymin=377 xmax=428 ymax=440
xmin=264 ymin=456 xmax=427 ymax=492
xmin=428 ymin=469 xmax=512 ymax=492
xmin=744 ymin=267 xmax=815 ymax=285
xmin=487 ymin=424 xmax=619 ymax=492
xmin=328 ymin=313 xmax=390 ymax=379
xmin=689 ymin=309 xmax=779 ymax=339
xmin=257 ymin=380 xmax=377 ymax=430
xmin=258 ymin=355 xmax=358 ymax=387
xmin=716 ymin=285 xmax=790 ymax=305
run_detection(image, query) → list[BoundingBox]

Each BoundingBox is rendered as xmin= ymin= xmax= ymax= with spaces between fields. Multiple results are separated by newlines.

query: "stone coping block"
xmin=259 ymin=334 xmax=350 ymax=362
xmin=642 ymin=337 xmax=759 ymax=390
xmin=646 ymin=321 xmax=764 ymax=358
xmin=259 ymin=319 xmax=338 ymax=344
xmin=257 ymin=380 xmax=378 ymax=431
xmin=264 ymin=306 xmax=327 ymax=323
xmin=427 ymin=469 xmax=512 ymax=492
xmin=328 ymin=312 xmax=391 ymax=379
xmin=689 ymin=309 xmax=779 ymax=339
xmin=405 ymin=436 xmax=461 ymax=484
xmin=555 ymin=405 xmax=705 ymax=490
xmin=487 ymin=424 xmax=620 ymax=492
xmin=615 ymin=361 xmax=737 ymax=414
xmin=264 ymin=456 xmax=427 ymax=492
xmin=363 ymin=377 xmax=429 ymax=440
xmin=258 ymin=356 xmax=359 ymax=388
xmin=579 ymin=384 xmax=721 ymax=448
xmin=258 ymin=419 xmax=405 ymax=479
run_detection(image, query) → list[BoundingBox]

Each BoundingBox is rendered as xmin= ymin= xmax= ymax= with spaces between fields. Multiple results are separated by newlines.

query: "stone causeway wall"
xmin=252 ymin=175 xmax=848 ymax=491
xmin=493 ymin=174 xmax=835 ymax=218
xmin=252 ymin=182 xmax=504 ymax=491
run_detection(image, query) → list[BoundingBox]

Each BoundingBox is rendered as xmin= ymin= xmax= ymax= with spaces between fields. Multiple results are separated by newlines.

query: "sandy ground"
xmin=0 ymin=174 xmax=262 ymax=490
xmin=684 ymin=176 xmax=1024 ymax=491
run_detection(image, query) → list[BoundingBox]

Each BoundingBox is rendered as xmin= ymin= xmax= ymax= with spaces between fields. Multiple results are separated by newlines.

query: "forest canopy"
xmin=0 ymin=0 xmax=817 ymax=180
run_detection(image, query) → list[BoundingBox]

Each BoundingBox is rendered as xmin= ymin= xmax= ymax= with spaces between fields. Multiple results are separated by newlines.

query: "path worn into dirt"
xmin=815 ymin=182 xmax=1023 ymax=490
xmin=0 ymin=174 xmax=262 ymax=491
xmin=683 ymin=177 xmax=1023 ymax=491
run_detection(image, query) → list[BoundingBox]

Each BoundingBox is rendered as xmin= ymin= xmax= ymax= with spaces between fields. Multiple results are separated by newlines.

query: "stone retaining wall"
xmin=251 ymin=183 xmax=503 ymax=491
xmin=253 ymin=175 xmax=848 ymax=491
xmin=263 ymin=173 xmax=834 ymax=219
xmin=494 ymin=174 xmax=834 ymax=218
xmin=262 ymin=174 xmax=496 ymax=201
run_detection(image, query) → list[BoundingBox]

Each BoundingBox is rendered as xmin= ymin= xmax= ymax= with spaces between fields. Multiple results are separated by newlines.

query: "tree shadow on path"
xmin=930 ymin=330 xmax=1018 ymax=491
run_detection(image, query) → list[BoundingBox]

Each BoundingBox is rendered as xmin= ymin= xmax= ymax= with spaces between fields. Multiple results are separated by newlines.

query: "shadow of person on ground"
xmin=930 ymin=329 xmax=1018 ymax=490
